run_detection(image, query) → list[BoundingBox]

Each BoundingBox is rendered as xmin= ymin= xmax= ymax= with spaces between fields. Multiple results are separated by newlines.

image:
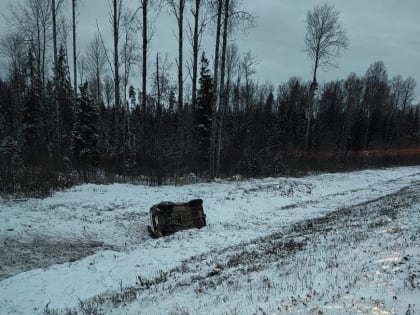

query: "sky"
xmin=0 ymin=0 xmax=419 ymax=102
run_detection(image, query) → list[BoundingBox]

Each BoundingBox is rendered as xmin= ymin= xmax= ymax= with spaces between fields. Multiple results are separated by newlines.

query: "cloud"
xmin=0 ymin=0 xmax=419 ymax=101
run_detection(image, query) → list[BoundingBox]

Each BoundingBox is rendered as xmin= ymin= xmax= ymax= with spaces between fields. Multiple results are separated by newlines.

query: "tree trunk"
xmin=156 ymin=53 xmax=161 ymax=110
xmin=113 ymin=0 xmax=120 ymax=109
xmin=177 ymin=0 xmax=185 ymax=112
xmin=304 ymin=101 xmax=313 ymax=153
xmin=363 ymin=106 xmax=371 ymax=151
xmin=191 ymin=0 xmax=201 ymax=111
xmin=142 ymin=0 xmax=147 ymax=114
xmin=96 ymin=67 xmax=101 ymax=105
xmin=216 ymin=0 xmax=229 ymax=175
xmin=305 ymin=46 xmax=319 ymax=153
xmin=340 ymin=99 xmax=352 ymax=158
xmin=72 ymin=0 xmax=77 ymax=108
xmin=209 ymin=0 xmax=223 ymax=179
xmin=52 ymin=0 xmax=59 ymax=155
xmin=155 ymin=53 xmax=162 ymax=184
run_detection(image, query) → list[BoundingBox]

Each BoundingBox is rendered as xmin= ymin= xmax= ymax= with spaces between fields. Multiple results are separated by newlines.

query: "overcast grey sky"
xmin=1 ymin=0 xmax=419 ymax=101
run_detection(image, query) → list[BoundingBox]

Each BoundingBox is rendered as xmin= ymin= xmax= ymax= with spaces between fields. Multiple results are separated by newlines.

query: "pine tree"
xmin=195 ymin=52 xmax=213 ymax=170
xmin=71 ymin=82 xmax=100 ymax=179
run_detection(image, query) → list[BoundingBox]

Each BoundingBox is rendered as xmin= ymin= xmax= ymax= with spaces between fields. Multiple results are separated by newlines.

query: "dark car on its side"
xmin=147 ymin=199 xmax=206 ymax=238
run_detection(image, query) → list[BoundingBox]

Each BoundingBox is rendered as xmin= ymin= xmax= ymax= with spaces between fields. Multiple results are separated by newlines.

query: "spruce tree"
xmin=71 ymin=82 xmax=100 ymax=179
xmin=195 ymin=52 xmax=213 ymax=170
xmin=55 ymin=45 xmax=74 ymax=159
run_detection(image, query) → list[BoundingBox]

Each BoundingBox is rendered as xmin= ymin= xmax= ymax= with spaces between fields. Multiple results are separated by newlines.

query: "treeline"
xmin=0 ymin=0 xmax=419 ymax=195
xmin=1 ymin=56 xmax=418 ymax=182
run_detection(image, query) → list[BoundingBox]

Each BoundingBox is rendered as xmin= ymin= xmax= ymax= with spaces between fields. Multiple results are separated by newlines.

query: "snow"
xmin=0 ymin=166 xmax=419 ymax=314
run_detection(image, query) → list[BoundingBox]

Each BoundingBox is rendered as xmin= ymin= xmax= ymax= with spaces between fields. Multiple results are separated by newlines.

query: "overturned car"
xmin=147 ymin=199 xmax=206 ymax=238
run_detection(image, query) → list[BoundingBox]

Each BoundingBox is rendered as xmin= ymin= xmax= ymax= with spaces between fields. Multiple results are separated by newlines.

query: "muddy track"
xmin=77 ymin=181 xmax=420 ymax=312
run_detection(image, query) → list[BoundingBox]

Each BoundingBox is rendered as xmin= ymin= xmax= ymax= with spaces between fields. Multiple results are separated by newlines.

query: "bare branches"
xmin=0 ymin=33 xmax=27 ymax=78
xmin=207 ymin=0 xmax=255 ymax=39
xmin=166 ymin=0 xmax=187 ymax=111
xmin=95 ymin=20 xmax=114 ymax=78
xmin=187 ymin=0 xmax=212 ymax=108
xmin=226 ymin=0 xmax=256 ymax=36
xmin=85 ymin=32 xmax=108 ymax=103
xmin=4 ymin=0 xmax=52 ymax=88
xmin=304 ymin=2 xmax=348 ymax=85
xmin=109 ymin=0 xmax=123 ymax=108
xmin=120 ymin=8 xmax=141 ymax=107
xmin=86 ymin=33 xmax=108 ymax=79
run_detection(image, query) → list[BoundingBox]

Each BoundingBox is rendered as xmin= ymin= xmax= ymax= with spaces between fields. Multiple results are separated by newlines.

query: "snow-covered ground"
xmin=0 ymin=166 xmax=419 ymax=314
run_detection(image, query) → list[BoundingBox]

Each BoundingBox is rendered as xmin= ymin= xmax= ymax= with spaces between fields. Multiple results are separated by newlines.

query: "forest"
xmin=0 ymin=0 xmax=419 ymax=196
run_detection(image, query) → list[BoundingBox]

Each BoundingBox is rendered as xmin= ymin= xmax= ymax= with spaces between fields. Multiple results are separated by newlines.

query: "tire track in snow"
xmin=71 ymin=181 xmax=420 ymax=314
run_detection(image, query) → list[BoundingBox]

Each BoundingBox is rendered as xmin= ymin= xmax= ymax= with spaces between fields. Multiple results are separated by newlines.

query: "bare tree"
xmin=141 ymin=0 xmax=148 ymax=114
xmin=119 ymin=7 xmax=141 ymax=155
xmin=304 ymin=2 xmax=348 ymax=89
xmin=52 ymin=0 xmax=59 ymax=75
xmin=188 ymin=0 xmax=210 ymax=110
xmin=0 ymin=33 xmax=26 ymax=81
xmin=110 ymin=0 xmax=123 ymax=109
xmin=5 ymin=0 xmax=52 ymax=90
xmin=58 ymin=14 xmax=70 ymax=60
xmin=217 ymin=4 xmax=255 ymax=140
xmin=208 ymin=0 xmax=255 ymax=177
xmin=77 ymin=55 xmax=87 ymax=83
xmin=390 ymin=75 xmax=417 ymax=148
xmin=303 ymin=2 xmax=348 ymax=152
xmin=152 ymin=52 xmax=173 ymax=110
xmin=167 ymin=0 xmax=186 ymax=112
xmin=72 ymin=0 xmax=77 ymax=105
xmin=225 ymin=43 xmax=240 ymax=104
xmin=120 ymin=8 xmax=141 ymax=110
xmin=103 ymin=75 xmax=115 ymax=107
xmin=52 ymin=0 xmax=64 ymax=79
xmin=215 ymin=42 xmax=240 ymax=172
xmin=209 ymin=0 xmax=223 ymax=178
xmin=137 ymin=0 xmax=161 ymax=153
xmin=86 ymin=33 xmax=108 ymax=105
xmin=140 ymin=0 xmax=159 ymax=114
xmin=241 ymin=50 xmax=257 ymax=111
xmin=214 ymin=0 xmax=230 ymax=173
xmin=0 ymin=33 xmax=27 ymax=112
xmin=340 ymin=72 xmax=362 ymax=155
xmin=363 ymin=61 xmax=388 ymax=150
xmin=52 ymin=0 xmax=64 ymax=154
xmin=391 ymin=76 xmax=416 ymax=113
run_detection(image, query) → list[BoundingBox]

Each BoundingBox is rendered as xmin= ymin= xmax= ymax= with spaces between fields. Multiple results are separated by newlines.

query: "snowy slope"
xmin=0 ymin=166 xmax=419 ymax=314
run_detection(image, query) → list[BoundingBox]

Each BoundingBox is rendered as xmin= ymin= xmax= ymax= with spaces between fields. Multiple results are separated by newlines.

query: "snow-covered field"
xmin=0 ymin=166 xmax=419 ymax=314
